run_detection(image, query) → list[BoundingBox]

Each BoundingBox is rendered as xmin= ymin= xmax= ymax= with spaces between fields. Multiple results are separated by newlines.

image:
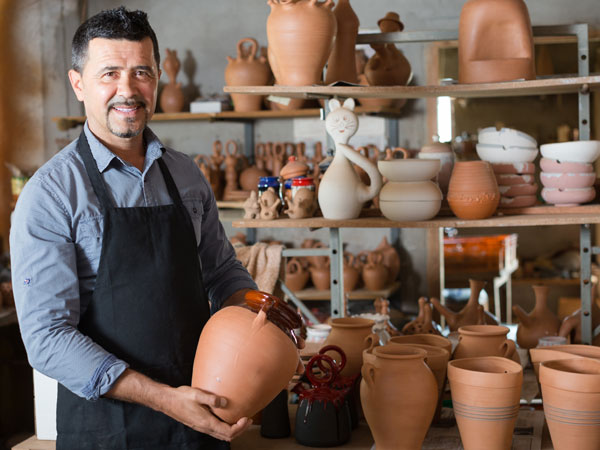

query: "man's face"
xmin=68 ymin=37 xmax=160 ymax=145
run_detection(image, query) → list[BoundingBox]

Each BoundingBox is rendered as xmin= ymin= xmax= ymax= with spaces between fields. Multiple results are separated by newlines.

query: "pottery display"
xmin=447 ymin=161 xmax=500 ymax=219
xmin=325 ymin=0 xmax=359 ymax=84
xmin=225 ymin=37 xmax=272 ymax=112
xmin=361 ymin=345 xmax=437 ymax=450
xmin=418 ymin=139 xmax=455 ymax=194
xmin=448 ymin=357 xmax=523 ymax=450
xmin=375 ymin=237 xmax=400 ymax=284
xmin=323 ymin=317 xmax=375 ymax=377
xmin=529 ymin=344 xmax=600 ymax=377
xmin=458 ymin=0 xmax=535 ymax=84
xmin=192 ymin=291 xmax=302 ymax=424
xmin=513 ymin=285 xmax=561 ymax=349
xmin=453 ymin=325 xmax=517 ymax=361
xmin=540 ymin=140 xmax=600 ymax=164
xmin=159 ymin=48 xmax=185 ymax=113
xmin=318 ymin=98 xmax=382 ymax=219
xmin=401 ymin=297 xmax=441 ymax=335
xmin=362 ymin=251 xmax=389 ymax=291
xmin=285 ymin=258 xmax=310 ymax=291
xmin=389 ymin=334 xmax=453 ymax=356
xmin=540 ymin=358 xmax=600 ymax=450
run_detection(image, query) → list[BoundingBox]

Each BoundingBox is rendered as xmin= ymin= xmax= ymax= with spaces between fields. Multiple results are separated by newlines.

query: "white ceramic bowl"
xmin=379 ymin=200 xmax=442 ymax=221
xmin=379 ymin=180 xmax=442 ymax=221
xmin=478 ymin=127 xmax=537 ymax=148
xmin=540 ymin=141 xmax=600 ymax=164
xmin=476 ymin=143 xmax=538 ymax=163
xmin=377 ymin=159 xmax=441 ymax=182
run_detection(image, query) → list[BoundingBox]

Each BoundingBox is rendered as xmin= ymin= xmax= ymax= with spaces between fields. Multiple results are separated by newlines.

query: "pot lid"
xmin=380 ymin=180 xmax=443 ymax=201
xmin=280 ymin=156 xmax=309 ymax=180
xmin=377 ymin=12 xmax=404 ymax=31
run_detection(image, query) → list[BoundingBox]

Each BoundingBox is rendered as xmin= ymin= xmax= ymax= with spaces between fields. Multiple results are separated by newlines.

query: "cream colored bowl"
xmin=540 ymin=141 xmax=600 ymax=164
xmin=377 ymin=159 xmax=441 ymax=182
xmin=476 ymin=143 xmax=538 ymax=163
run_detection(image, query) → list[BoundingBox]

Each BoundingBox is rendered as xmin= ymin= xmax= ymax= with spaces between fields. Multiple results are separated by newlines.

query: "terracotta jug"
xmin=309 ymin=262 xmax=330 ymax=290
xmin=323 ymin=317 xmax=375 ymax=377
xmin=225 ymin=37 xmax=272 ymax=112
xmin=362 ymin=252 xmax=389 ymax=291
xmin=192 ymin=291 xmax=302 ymax=424
xmin=513 ymin=285 xmax=561 ymax=349
xmin=401 ymin=297 xmax=441 ymax=335
xmin=447 ymin=161 xmax=500 ymax=219
xmin=285 ymin=258 xmax=310 ymax=291
xmin=325 ymin=0 xmax=359 ymax=84
xmin=431 ymin=279 xmax=498 ymax=331
xmin=448 ymin=357 xmax=523 ymax=450
xmin=343 ymin=252 xmax=360 ymax=292
xmin=375 ymin=236 xmax=400 ymax=284
xmin=458 ymin=0 xmax=535 ymax=84
xmin=160 ymin=48 xmax=184 ymax=113
xmin=453 ymin=325 xmax=517 ymax=361
xmin=540 ymin=358 xmax=600 ymax=450
xmin=361 ymin=345 xmax=437 ymax=450
xmin=318 ymin=98 xmax=382 ymax=219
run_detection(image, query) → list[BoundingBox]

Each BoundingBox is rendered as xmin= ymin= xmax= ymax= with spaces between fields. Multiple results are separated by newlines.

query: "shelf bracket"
xmin=580 ymin=224 xmax=593 ymax=345
xmin=329 ymin=227 xmax=345 ymax=318
xmin=279 ymin=281 xmax=320 ymax=325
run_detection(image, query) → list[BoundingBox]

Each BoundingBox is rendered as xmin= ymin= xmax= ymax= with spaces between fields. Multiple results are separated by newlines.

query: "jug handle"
xmin=363 ymin=333 xmax=380 ymax=352
xmin=338 ymin=144 xmax=383 ymax=204
xmin=500 ymin=339 xmax=516 ymax=359
xmin=225 ymin=140 xmax=239 ymax=156
xmin=361 ymin=362 xmax=377 ymax=388
xmin=305 ymin=354 xmax=338 ymax=387
xmin=236 ymin=37 xmax=258 ymax=60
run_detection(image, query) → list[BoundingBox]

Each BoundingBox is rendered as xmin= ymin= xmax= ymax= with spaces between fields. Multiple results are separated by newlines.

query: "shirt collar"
xmin=83 ymin=122 xmax=165 ymax=173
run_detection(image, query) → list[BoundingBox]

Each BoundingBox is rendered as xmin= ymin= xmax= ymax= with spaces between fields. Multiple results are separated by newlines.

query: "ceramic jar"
xmin=540 ymin=358 xmax=600 ymax=450
xmin=343 ymin=252 xmax=360 ymax=292
xmin=361 ymin=345 xmax=437 ymax=450
xmin=513 ymin=285 xmax=560 ymax=349
xmin=285 ymin=258 xmax=310 ymax=291
xmin=447 ymin=161 xmax=500 ymax=219
xmin=160 ymin=49 xmax=185 ymax=113
xmin=375 ymin=237 xmax=400 ymax=285
xmin=362 ymin=252 xmax=389 ymax=291
xmin=309 ymin=262 xmax=330 ymax=291
xmin=323 ymin=317 xmax=375 ymax=377
xmin=448 ymin=357 xmax=523 ymax=450
xmin=325 ymin=0 xmax=359 ymax=84
xmin=225 ymin=38 xmax=272 ymax=112
xmin=453 ymin=325 xmax=517 ymax=361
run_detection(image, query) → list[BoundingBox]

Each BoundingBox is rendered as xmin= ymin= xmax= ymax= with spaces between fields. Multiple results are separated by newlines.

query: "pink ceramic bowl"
xmin=541 ymin=187 xmax=596 ymax=206
xmin=500 ymin=195 xmax=537 ymax=208
xmin=540 ymin=172 xmax=596 ymax=190
xmin=498 ymin=183 xmax=538 ymax=197
xmin=539 ymin=158 xmax=594 ymax=174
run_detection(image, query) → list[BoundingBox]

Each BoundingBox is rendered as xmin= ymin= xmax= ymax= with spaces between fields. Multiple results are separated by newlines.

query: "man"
xmin=10 ymin=7 xmax=256 ymax=449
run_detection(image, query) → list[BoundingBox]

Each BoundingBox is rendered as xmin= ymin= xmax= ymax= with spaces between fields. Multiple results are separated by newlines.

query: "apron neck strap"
xmin=157 ymin=157 xmax=185 ymax=208
xmin=76 ymin=130 xmax=113 ymax=211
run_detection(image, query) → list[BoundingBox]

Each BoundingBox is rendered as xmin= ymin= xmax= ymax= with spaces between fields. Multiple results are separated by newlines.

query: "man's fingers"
xmin=191 ymin=388 xmax=227 ymax=408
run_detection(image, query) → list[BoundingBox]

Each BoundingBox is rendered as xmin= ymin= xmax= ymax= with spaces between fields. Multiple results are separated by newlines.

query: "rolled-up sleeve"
xmin=10 ymin=177 xmax=128 ymax=400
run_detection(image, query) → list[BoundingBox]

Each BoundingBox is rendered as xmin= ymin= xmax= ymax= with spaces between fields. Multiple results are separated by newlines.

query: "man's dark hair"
xmin=71 ymin=6 xmax=160 ymax=72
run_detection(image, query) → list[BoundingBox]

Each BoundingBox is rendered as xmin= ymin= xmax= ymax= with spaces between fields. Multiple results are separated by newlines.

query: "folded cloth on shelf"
xmin=234 ymin=242 xmax=284 ymax=294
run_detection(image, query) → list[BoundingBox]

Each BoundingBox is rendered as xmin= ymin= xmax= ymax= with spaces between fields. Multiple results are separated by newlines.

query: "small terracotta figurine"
xmin=284 ymin=188 xmax=317 ymax=219
xmin=259 ymin=187 xmax=281 ymax=220
xmin=402 ymin=297 xmax=441 ymax=335
xmin=243 ymin=191 xmax=260 ymax=220
xmin=160 ymin=49 xmax=185 ymax=113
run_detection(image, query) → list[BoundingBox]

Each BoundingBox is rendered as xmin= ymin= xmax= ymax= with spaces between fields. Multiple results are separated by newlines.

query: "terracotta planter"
xmin=530 ymin=344 xmax=600 ymax=378
xmin=454 ymin=325 xmax=517 ymax=361
xmin=540 ymin=358 xmax=600 ymax=450
xmin=513 ymin=285 xmax=560 ymax=349
xmin=447 ymin=161 xmax=500 ymax=219
xmin=160 ymin=49 xmax=184 ymax=113
xmin=360 ymin=345 xmax=437 ymax=450
xmin=325 ymin=0 xmax=359 ymax=84
xmin=323 ymin=317 xmax=375 ymax=377
xmin=448 ymin=357 xmax=523 ymax=450
xmin=389 ymin=334 xmax=452 ymax=356
xmin=285 ymin=258 xmax=310 ymax=291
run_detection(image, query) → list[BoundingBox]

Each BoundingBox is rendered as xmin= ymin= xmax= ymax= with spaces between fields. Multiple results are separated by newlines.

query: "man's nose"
xmin=116 ymin=73 xmax=136 ymax=98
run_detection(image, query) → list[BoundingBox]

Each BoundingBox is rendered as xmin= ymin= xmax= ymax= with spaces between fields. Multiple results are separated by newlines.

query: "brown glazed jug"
xmin=453 ymin=325 xmax=518 ymax=361
xmin=285 ymin=258 xmax=310 ymax=291
xmin=402 ymin=297 xmax=441 ymax=335
xmin=160 ymin=48 xmax=185 ymax=113
xmin=225 ymin=37 xmax=272 ymax=112
xmin=458 ymin=0 xmax=535 ymax=84
xmin=361 ymin=345 xmax=437 ymax=450
xmin=323 ymin=317 xmax=375 ymax=377
xmin=447 ymin=161 xmax=500 ymax=220
xmin=431 ymin=279 xmax=498 ymax=331
xmin=325 ymin=0 xmax=359 ymax=84
xmin=513 ymin=285 xmax=561 ymax=349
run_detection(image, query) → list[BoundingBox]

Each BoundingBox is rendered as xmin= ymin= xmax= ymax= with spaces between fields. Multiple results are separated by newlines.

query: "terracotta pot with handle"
xmin=453 ymin=325 xmax=518 ymax=362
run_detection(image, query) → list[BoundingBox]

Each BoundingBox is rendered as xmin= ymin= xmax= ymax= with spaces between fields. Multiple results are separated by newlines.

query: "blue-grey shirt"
xmin=10 ymin=123 xmax=256 ymax=401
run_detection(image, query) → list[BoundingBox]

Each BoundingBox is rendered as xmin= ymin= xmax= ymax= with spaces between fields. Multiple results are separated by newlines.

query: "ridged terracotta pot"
xmin=389 ymin=334 xmax=452 ymax=356
xmin=454 ymin=325 xmax=517 ymax=361
xmin=513 ymin=285 xmax=560 ymax=349
xmin=323 ymin=317 xmax=375 ymax=377
xmin=192 ymin=306 xmax=300 ymax=424
xmin=448 ymin=357 xmax=523 ymax=450
xmin=361 ymin=345 xmax=437 ymax=450
xmin=529 ymin=344 xmax=600 ymax=378
xmin=540 ymin=358 xmax=600 ymax=450
xmin=447 ymin=161 xmax=500 ymax=219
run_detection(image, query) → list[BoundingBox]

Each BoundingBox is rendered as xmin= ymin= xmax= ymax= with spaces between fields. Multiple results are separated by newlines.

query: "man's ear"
xmin=68 ymin=69 xmax=85 ymax=102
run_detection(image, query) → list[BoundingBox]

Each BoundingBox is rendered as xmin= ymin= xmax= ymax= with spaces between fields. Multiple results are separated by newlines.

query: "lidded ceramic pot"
xmin=191 ymin=291 xmax=302 ymax=424
xmin=453 ymin=325 xmax=517 ymax=361
xmin=323 ymin=317 xmax=375 ymax=377
xmin=447 ymin=161 xmax=500 ymax=219
xmin=448 ymin=357 xmax=523 ymax=450
xmin=360 ymin=345 xmax=437 ymax=450
xmin=540 ymin=358 xmax=600 ymax=450
xmin=513 ymin=285 xmax=560 ymax=349
xmin=325 ymin=0 xmax=359 ymax=84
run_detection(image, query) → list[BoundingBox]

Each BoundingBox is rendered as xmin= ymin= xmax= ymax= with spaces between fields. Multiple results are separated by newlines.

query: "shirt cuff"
xmin=81 ymin=354 xmax=129 ymax=401
xmin=210 ymin=277 xmax=257 ymax=314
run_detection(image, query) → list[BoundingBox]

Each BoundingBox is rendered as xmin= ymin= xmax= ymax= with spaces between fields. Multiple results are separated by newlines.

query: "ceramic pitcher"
xmin=513 ymin=285 xmax=561 ymax=349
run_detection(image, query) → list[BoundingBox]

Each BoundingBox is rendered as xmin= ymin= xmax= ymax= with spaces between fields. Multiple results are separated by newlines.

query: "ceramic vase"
xmin=447 ymin=161 xmax=500 ymax=219
xmin=448 ymin=357 xmax=523 ymax=450
xmin=453 ymin=325 xmax=517 ymax=361
xmin=225 ymin=37 xmax=272 ymax=112
xmin=160 ymin=49 xmax=185 ymax=113
xmin=458 ymin=0 xmax=535 ymax=84
xmin=285 ymin=258 xmax=310 ymax=291
xmin=361 ymin=345 xmax=437 ymax=450
xmin=323 ymin=317 xmax=375 ymax=377
xmin=540 ymin=358 xmax=600 ymax=450
xmin=513 ymin=285 xmax=561 ymax=349
xmin=343 ymin=253 xmax=360 ymax=292
xmin=325 ymin=0 xmax=359 ymax=84
xmin=309 ymin=263 xmax=330 ymax=291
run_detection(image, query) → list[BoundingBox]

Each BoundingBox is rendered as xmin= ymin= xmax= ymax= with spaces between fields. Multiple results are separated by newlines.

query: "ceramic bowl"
xmin=541 ymin=187 xmax=596 ymax=206
xmin=498 ymin=183 xmax=538 ymax=197
xmin=540 ymin=172 xmax=596 ymax=190
xmin=377 ymin=159 xmax=440 ymax=182
xmin=379 ymin=200 xmax=442 ymax=221
xmin=379 ymin=180 xmax=442 ymax=221
xmin=540 ymin=141 xmax=600 ymax=164
xmin=496 ymin=174 xmax=535 ymax=186
xmin=500 ymin=195 xmax=537 ymax=209
xmin=491 ymin=162 xmax=536 ymax=174
xmin=476 ymin=143 xmax=538 ymax=163
xmin=539 ymin=158 xmax=594 ymax=173
xmin=478 ymin=127 xmax=537 ymax=148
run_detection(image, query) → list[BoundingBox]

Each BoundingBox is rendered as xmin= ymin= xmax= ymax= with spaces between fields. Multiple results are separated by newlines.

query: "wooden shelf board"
xmin=224 ymin=75 xmax=600 ymax=99
xmin=291 ymin=281 xmax=400 ymax=301
xmin=512 ymin=278 xmax=583 ymax=286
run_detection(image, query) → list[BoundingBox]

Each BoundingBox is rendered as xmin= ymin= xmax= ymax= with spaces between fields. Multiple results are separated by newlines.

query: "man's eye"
xmin=136 ymin=71 xmax=151 ymax=78
xmin=103 ymin=71 xmax=118 ymax=78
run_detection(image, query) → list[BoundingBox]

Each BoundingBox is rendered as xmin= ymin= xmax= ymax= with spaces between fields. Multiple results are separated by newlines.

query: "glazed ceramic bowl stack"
xmin=476 ymin=127 xmax=539 ymax=209
xmin=539 ymin=141 xmax=600 ymax=206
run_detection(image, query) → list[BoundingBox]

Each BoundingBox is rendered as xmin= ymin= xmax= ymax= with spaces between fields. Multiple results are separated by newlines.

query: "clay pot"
xmin=389 ymin=334 xmax=452 ymax=356
xmin=529 ymin=344 xmax=600 ymax=378
xmin=160 ymin=49 xmax=184 ymax=113
xmin=362 ymin=252 xmax=389 ymax=291
xmin=323 ymin=317 xmax=375 ymax=377
xmin=431 ymin=279 xmax=498 ymax=332
xmin=225 ymin=38 xmax=272 ymax=112
xmin=458 ymin=0 xmax=535 ymax=84
xmin=513 ymin=285 xmax=561 ymax=349
xmin=453 ymin=325 xmax=517 ymax=361
xmin=309 ymin=263 xmax=330 ymax=291
xmin=361 ymin=345 xmax=437 ymax=450
xmin=266 ymin=0 xmax=336 ymax=86
xmin=192 ymin=304 xmax=300 ymax=424
xmin=325 ymin=0 xmax=359 ymax=84
xmin=447 ymin=161 xmax=500 ymax=219
xmin=285 ymin=258 xmax=310 ymax=291
xmin=540 ymin=358 xmax=600 ymax=450
xmin=401 ymin=297 xmax=441 ymax=335
xmin=558 ymin=298 xmax=600 ymax=346
xmin=375 ymin=236 xmax=400 ymax=284
xmin=343 ymin=253 xmax=360 ymax=292
xmin=448 ymin=357 xmax=523 ymax=450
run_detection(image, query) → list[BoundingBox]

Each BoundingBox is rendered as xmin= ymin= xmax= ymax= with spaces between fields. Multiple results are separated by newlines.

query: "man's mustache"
xmin=108 ymin=96 xmax=146 ymax=109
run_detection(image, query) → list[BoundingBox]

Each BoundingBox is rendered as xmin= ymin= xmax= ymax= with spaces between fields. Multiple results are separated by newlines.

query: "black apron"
xmin=56 ymin=131 xmax=228 ymax=450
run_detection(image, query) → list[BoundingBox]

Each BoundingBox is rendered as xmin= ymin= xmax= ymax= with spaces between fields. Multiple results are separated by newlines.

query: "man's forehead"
xmin=85 ymin=37 xmax=156 ymax=65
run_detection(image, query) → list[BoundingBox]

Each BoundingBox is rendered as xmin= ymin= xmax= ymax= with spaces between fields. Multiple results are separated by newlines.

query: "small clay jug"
xmin=343 ymin=252 xmax=360 ymax=292
xmin=454 ymin=325 xmax=517 ymax=361
xmin=325 ymin=0 xmax=359 ymax=84
xmin=431 ymin=279 xmax=498 ymax=331
xmin=362 ymin=252 xmax=389 ymax=291
xmin=160 ymin=48 xmax=185 ymax=113
xmin=285 ymin=258 xmax=310 ymax=291
xmin=323 ymin=317 xmax=375 ymax=377
xmin=401 ymin=297 xmax=441 ymax=335
xmin=513 ymin=285 xmax=561 ymax=349
xmin=375 ymin=236 xmax=400 ymax=284
xmin=309 ymin=261 xmax=331 ymax=291
xmin=448 ymin=161 xmax=500 ymax=219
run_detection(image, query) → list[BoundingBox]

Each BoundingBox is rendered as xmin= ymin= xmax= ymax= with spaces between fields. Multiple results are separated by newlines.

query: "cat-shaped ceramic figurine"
xmin=318 ymin=98 xmax=382 ymax=219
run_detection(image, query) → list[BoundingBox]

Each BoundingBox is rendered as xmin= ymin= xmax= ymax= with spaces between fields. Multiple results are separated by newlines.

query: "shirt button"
xmin=192 ymin=207 xmax=198 ymax=214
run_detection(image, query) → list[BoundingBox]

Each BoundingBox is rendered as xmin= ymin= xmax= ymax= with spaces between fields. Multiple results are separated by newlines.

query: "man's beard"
xmin=106 ymin=96 xmax=149 ymax=138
